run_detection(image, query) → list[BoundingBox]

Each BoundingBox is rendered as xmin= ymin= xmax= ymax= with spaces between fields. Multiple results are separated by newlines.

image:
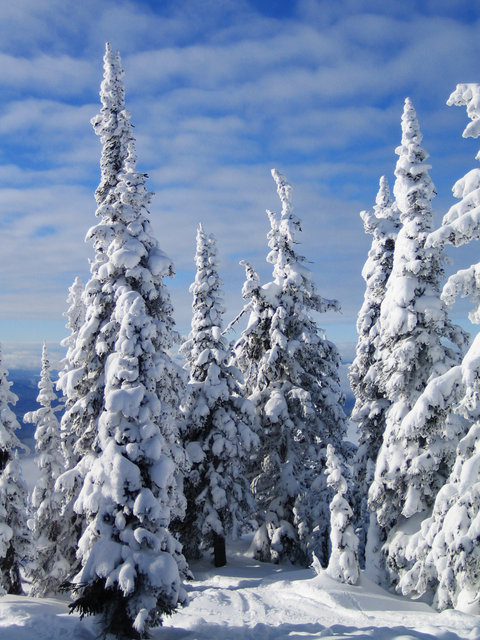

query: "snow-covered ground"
xmin=1 ymin=538 xmax=478 ymax=640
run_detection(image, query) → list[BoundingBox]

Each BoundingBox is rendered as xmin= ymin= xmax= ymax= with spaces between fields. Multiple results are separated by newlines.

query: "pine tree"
xmin=234 ymin=169 xmax=347 ymax=566
xmin=24 ymin=344 xmax=67 ymax=597
xmin=368 ymin=98 xmax=467 ymax=585
xmin=397 ymin=84 xmax=480 ymax=611
xmin=65 ymin=44 xmax=188 ymax=639
xmin=349 ymin=176 xmax=400 ymax=565
xmin=179 ymin=224 xmax=259 ymax=567
xmin=0 ymin=345 xmax=29 ymax=595
xmin=325 ymin=444 xmax=359 ymax=585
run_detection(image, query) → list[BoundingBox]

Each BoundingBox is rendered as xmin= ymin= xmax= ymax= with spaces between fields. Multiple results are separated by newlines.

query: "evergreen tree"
xmin=0 ymin=345 xmax=29 ymax=595
xmin=179 ymin=225 xmax=259 ymax=567
xmin=24 ymin=344 xmax=67 ymax=597
xmin=349 ymin=176 xmax=400 ymax=565
xmin=325 ymin=444 xmax=359 ymax=585
xmin=65 ymin=44 xmax=188 ymax=639
xmin=52 ymin=277 xmax=86 ymax=586
xmin=398 ymin=84 xmax=480 ymax=611
xmin=57 ymin=276 xmax=85 ymax=468
xmin=368 ymin=98 xmax=467 ymax=585
xmin=234 ymin=169 xmax=347 ymax=566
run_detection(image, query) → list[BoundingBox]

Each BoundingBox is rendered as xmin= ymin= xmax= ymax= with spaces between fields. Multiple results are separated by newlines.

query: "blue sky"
xmin=1 ymin=0 xmax=480 ymax=369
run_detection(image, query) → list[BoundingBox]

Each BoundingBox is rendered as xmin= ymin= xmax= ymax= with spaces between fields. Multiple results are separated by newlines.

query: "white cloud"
xmin=0 ymin=0 xmax=479 ymax=360
xmin=2 ymin=341 xmax=64 ymax=370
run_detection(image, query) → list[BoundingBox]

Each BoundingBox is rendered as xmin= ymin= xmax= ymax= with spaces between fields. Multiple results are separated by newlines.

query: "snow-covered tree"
xmin=397 ymin=84 xmax=480 ymax=611
xmin=48 ymin=277 xmax=86 ymax=586
xmin=325 ymin=444 xmax=359 ymax=585
xmin=57 ymin=276 xmax=84 ymax=466
xmin=396 ymin=353 xmax=477 ymax=611
xmin=24 ymin=344 xmax=67 ymax=597
xmin=349 ymin=176 xmax=400 ymax=563
xmin=368 ymin=98 xmax=467 ymax=585
xmin=61 ymin=277 xmax=85 ymax=358
xmin=234 ymin=169 xmax=348 ymax=566
xmin=0 ymin=345 xmax=29 ymax=595
xmin=179 ymin=224 xmax=258 ymax=566
xmin=63 ymin=44 xmax=188 ymax=639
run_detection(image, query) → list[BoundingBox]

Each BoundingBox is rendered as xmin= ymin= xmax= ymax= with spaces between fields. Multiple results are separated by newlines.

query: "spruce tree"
xmin=0 ymin=345 xmax=29 ymax=595
xmin=349 ymin=176 xmax=400 ymax=565
xmin=368 ymin=98 xmax=467 ymax=585
xmin=179 ymin=224 xmax=258 ymax=567
xmin=65 ymin=44 xmax=188 ymax=639
xmin=24 ymin=344 xmax=67 ymax=597
xmin=325 ymin=444 xmax=359 ymax=585
xmin=234 ymin=169 xmax=347 ymax=566
xmin=398 ymin=84 xmax=480 ymax=611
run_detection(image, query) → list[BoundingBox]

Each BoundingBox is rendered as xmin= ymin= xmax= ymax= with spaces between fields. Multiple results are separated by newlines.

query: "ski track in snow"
xmin=0 ymin=539 xmax=479 ymax=640
xmin=160 ymin=540 xmax=478 ymax=640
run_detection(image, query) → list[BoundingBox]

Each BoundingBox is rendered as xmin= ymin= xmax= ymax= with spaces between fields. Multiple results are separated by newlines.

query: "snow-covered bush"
xmin=24 ymin=344 xmax=68 ymax=597
xmin=0 ymin=345 xmax=30 ymax=595
xmin=179 ymin=225 xmax=258 ymax=566
xmin=234 ymin=169 xmax=348 ymax=566
xmin=325 ymin=444 xmax=359 ymax=585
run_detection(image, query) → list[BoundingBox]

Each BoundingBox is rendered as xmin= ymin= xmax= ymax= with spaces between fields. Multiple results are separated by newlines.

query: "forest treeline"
xmin=1 ymin=44 xmax=480 ymax=639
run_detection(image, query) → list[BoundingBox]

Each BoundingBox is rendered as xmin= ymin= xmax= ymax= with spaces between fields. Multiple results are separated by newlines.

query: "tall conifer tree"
xmin=398 ymin=83 xmax=480 ymax=610
xmin=52 ymin=277 xmax=87 ymax=585
xmin=368 ymin=99 xmax=467 ymax=585
xmin=57 ymin=276 xmax=85 ymax=468
xmin=234 ymin=170 xmax=347 ymax=566
xmin=24 ymin=344 xmax=67 ymax=596
xmin=349 ymin=176 xmax=400 ymax=564
xmin=179 ymin=225 xmax=258 ymax=566
xmin=64 ymin=44 xmax=188 ymax=639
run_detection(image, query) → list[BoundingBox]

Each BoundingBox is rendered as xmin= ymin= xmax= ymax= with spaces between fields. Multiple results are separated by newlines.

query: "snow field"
xmin=2 ymin=537 xmax=479 ymax=639
xmin=161 ymin=539 xmax=480 ymax=640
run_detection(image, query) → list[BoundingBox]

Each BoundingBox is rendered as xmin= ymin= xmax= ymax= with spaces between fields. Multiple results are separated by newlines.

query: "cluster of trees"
xmin=1 ymin=43 xmax=480 ymax=638
xmin=0 ymin=45 xmax=352 ymax=639
xmin=351 ymin=86 xmax=480 ymax=613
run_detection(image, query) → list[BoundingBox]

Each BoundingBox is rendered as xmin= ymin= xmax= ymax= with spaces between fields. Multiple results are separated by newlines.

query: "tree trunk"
xmin=0 ymin=544 xmax=23 ymax=595
xmin=213 ymin=533 xmax=226 ymax=567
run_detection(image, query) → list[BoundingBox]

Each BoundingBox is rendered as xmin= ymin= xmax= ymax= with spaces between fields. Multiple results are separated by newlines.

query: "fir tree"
xmin=349 ymin=176 xmax=400 ymax=565
xmin=234 ymin=169 xmax=347 ymax=566
xmin=24 ymin=344 xmax=67 ymax=597
xmin=179 ymin=225 xmax=258 ymax=567
xmin=0 ymin=345 xmax=29 ymax=595
xmin=65 ymin=44 xmax=188 ymax=639
xmin=368 ymin=98 xmax=467 ymax=585
xmin=398 ymin=84 xmax=480 ymax=611
xmin=325 ymin=444 xmax=359 ymax=585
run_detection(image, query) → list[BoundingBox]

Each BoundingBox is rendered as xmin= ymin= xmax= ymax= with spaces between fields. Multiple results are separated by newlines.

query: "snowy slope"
xmin=1 ymin=537 xmax=478 ymax=640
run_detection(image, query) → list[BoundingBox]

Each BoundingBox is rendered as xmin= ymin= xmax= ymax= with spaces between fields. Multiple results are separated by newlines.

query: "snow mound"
xmin=0 ymin=595 xmax=96 ymax=639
